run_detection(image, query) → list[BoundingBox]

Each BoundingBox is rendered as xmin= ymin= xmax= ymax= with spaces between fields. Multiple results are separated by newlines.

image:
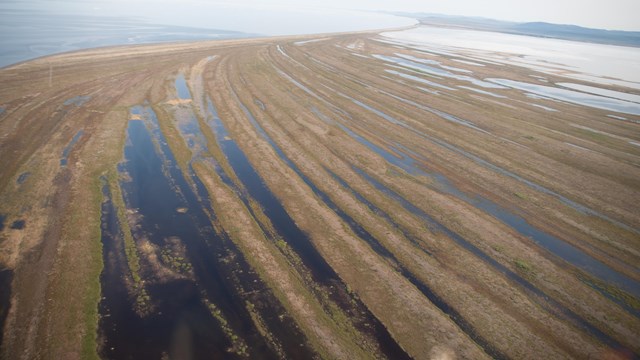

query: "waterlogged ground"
xmin=0 ymin=26 xmax=639 ymax=359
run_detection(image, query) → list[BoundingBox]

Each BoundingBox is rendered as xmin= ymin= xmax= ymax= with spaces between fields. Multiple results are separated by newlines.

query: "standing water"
xmin=98 ymin=105 xmax=303 ymax=359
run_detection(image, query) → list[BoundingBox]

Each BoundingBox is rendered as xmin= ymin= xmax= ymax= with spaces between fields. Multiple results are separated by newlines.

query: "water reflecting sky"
xmin=0 ymin=1 xmax=415 ymax=67
xmin=382 ymin=26 xmax=640 ymax=86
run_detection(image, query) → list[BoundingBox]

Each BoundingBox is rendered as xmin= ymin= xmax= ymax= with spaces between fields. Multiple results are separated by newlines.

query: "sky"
xmin=344 ymin=0 xmax=640 ymax=31
xmin=98 ymin=0 xmax=639 ymax=30
xmin=198 ymin=0 xmax=640 ymax=31
xmin=2 ymin=0 xmax=639 ymax=32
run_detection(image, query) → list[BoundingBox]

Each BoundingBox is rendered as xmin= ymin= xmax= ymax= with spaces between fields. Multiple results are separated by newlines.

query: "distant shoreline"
xmin=413 ymin=17 xmax=640 ymax=48
xmin=0 ymin=9 xmax=417 ymax=68
xmin=1 ymin=23 xmax=417 ymax=70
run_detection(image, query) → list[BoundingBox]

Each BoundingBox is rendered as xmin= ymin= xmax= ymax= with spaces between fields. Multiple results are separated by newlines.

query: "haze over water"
xmin=0 ymin=1 xmax=415 ymax=67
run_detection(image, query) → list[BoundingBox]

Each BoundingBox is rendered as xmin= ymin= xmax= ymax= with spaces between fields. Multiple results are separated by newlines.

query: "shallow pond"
xmin=60 ymin=130 xmax=83 ymax=166
xmin=98 ymin=106 xmax=309 ymax=359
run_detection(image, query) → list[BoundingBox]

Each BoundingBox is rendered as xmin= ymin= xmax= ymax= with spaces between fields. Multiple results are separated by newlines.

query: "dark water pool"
xmin=98 ymin=106 xmax=309 ymax=359
xmin=9 ymin=220 xmax=25 ymax=230
xmin=0 ymin=267 xmax=12 ymax=349
xmin=16 ymin=172 xmax=30 ymax=185
xmin=209 ymin=95 xmax=411 ymax=359
xmin=60 ymin=130 xmax=84 ymax=166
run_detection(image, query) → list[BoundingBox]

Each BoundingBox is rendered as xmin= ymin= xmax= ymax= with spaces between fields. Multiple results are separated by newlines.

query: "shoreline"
xmin=0 ymin=22 xmax=419 ymax=71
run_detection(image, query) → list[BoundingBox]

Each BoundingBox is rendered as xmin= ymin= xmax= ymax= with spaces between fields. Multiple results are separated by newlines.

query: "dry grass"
xmin=0 ymin=29 xmax=638 ymax=360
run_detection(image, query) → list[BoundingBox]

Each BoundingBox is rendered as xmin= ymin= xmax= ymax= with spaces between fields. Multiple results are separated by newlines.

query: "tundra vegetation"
xmin=0 ymin=29 xmax=638 ymax=359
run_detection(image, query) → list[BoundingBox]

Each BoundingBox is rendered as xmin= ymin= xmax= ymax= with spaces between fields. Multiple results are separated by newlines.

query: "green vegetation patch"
xmin=203 ymin=297 xmax=250 ymax=357
xmin=513 ymin=192 xmax=529 ymax=201
xmin=576 ymin=128 xmax=608 ymax=142
xmin=160 ymin=248 xmax=192 ymax=274
xmin=514 ymin=259 xmax=533 ymax=273
xmin=106 ymin=170 xmax=151 ymax=314
xmin=107 ymin=172 xmax=142 ymax=284
xmin=79 ymin=176 xmax=107 ymax=360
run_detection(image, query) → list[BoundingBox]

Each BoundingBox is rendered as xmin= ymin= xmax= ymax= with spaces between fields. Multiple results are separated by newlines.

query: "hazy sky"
xmin=3 ymin=0 xmax=640 ymax=31
xmin=327 ymin=0 xmax=640 ymax=30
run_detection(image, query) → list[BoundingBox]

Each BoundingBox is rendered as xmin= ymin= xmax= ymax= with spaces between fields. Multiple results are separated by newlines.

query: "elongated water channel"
xmin=332 ymin=100 xmax=640 ymax=314
xmin=339 ymin=94 xmax=640 ymax=303
xmin=205 ymin=93 xmax=411 ymax=359
xmin=310 ymin=103 xmax=637 ymax=353
xmin=380 ymin=90 xmax=640 ymax=236
xmin=174 ymin=75 xmax=322 ymax=358
xmin=323 ymin=167 xmax=509 ymax=359
xmin=351 ymin=166 xmax=637 ymax=355
xmin=283 ymin=55 xmax=639 ymax=247
xmin=60 ymin=130 xmax=84 ymax=166
xmin=98 ymin=105 xmax=315 ymax=359
xmin=230 ymin=68 xmax=607 ymax=355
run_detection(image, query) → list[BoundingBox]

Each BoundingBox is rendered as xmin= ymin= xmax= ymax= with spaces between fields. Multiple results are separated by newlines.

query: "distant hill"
xmin=509 ymin=22 xmax=640 ymax=46
xmin=391 ymin=13 xmax=640 ymax=47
